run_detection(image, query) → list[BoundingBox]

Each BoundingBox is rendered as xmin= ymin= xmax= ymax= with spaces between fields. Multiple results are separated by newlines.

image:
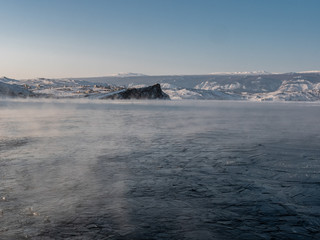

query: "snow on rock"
xmin=278 ymin=79 xmax=313 ymax=92
xmin=195 ymin=81 xmax=242 ymax=91
xmin=209 ymin=70 xmax=271 ymax=75
xmin=0 ymin=81 xmax=33 ymax=97
xmin=297 ymin=70 xmax=320 ymax=74
xmin=163 ymin=89 xmax=202 ymax=100
xmin=0 ymin=77 xmax=20 ymax=84
xmin=195 ymin=81 xmax=219 ymax=90
xmin=160 ymin=83 xmax=178 ymax=89
xmin=314 ymin=83 xmax=320 ymax=90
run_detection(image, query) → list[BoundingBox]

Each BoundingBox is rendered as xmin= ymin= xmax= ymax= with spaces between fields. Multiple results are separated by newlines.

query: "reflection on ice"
xmin=0 ymin=99 xmax=320 ymax=239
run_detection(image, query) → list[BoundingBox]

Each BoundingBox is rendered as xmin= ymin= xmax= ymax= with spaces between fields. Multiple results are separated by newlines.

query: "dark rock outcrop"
xmin=104 ymin=83 xmax=170 ymax=100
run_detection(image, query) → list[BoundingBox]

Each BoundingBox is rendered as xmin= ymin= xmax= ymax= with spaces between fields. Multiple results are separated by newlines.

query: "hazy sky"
xmin=1 ymin=0 xmax=320 ymax=79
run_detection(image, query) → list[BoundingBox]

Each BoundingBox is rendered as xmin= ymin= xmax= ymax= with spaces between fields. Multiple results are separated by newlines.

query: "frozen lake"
xmin=1 ymin=99 xmax=320 ymax=240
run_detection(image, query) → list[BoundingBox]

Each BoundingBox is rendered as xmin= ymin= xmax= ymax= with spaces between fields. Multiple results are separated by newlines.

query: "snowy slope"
xmin=0 ymin=78 xmax=33 ymax=97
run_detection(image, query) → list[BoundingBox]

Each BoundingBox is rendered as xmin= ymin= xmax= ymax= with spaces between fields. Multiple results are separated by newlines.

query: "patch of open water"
xmin=1 ymin=99 xmax=320 ymax=239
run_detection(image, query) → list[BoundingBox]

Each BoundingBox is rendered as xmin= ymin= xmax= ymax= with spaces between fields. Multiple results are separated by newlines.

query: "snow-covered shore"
xmin=1 ymin=72 xmax=320 ymax=101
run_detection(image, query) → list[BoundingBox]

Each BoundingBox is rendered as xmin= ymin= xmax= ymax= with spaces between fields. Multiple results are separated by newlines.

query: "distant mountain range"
xmin=1 ymin=72 xmax=320 ymax=101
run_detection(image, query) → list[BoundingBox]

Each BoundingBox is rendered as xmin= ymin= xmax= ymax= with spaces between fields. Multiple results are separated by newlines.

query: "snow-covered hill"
xmin=0 ymin=78 xmax=33 ymax=97
xmin=1 ymin=72 xmax=320 ymax=101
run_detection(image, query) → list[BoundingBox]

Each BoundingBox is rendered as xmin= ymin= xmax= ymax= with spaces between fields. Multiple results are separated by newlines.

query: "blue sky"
xmin=0 ymin=0 xmax=320 ymax=78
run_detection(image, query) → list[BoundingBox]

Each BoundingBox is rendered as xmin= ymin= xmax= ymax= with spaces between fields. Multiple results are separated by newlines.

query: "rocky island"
xmin=102 ymin=84 xmax=170 ymax=100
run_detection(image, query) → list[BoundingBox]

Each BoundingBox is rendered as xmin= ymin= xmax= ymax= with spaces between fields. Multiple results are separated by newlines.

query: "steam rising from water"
xmin=1 ymin=99 xmax=320 ymax=239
